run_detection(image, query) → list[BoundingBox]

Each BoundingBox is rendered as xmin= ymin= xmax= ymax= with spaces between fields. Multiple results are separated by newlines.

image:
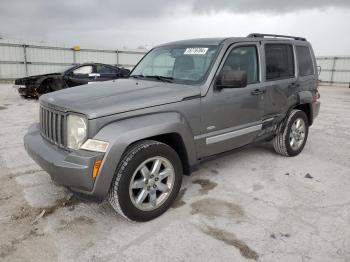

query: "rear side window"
xmin=265 ymin=44 xmax=295 ymax=81
xmin=296 ymin=46 xmax=314 ymax=76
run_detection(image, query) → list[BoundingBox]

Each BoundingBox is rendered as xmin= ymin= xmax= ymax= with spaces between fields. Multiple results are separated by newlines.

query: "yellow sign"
xmin=72 ymin=45 xmax=81 ymax=51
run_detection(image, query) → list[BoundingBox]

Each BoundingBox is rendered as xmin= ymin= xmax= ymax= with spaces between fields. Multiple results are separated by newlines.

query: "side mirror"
xmin=216 ymin=70 xmax=247 ymax=89
xmin=123 ymin=68 xmax=131 ymax=77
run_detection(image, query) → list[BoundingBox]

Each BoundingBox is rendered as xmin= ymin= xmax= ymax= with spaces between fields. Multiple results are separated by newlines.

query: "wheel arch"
xmin=141 ymin=133 xmax=191 ymax=175
xmin=38 ymin=76 xmax=66 ymax=94
xmin=293 ymin=103 xmax=312 ymax=126
xmin=37 ymin=77 xmax=52 ymax=94
xmin=89 ymin=112 xmax=198 ymax=199
xmin=295 ymin=91 xmax=314 ymax=126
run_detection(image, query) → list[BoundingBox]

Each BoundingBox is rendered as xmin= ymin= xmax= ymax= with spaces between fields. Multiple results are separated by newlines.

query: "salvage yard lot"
xmin=0 ymin=84 xmax=349 ymax=262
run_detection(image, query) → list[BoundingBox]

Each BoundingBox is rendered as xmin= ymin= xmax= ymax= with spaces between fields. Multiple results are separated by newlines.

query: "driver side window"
xmin=221 ymin=46 xmax=259 ymax=84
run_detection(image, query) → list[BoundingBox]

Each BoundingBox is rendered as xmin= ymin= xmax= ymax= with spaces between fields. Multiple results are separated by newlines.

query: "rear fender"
xmin=297 ymin=90 xmax=313 ymax=105
xmin=296 ymin=91 xmax=313 ymax=125
xmin=278 ymin=91 xmax=313 ymax=131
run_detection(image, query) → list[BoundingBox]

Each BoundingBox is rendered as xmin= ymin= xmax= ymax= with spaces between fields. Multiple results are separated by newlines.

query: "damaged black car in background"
xmin=14 ymin=63 xmax=130 ymax=97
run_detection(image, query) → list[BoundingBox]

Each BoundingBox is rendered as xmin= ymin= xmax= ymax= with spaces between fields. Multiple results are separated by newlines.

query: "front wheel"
xmin=273 ymin=109 xmax=309 ymax=156
xmin=108 ymin=140 xmax=182 ymax=222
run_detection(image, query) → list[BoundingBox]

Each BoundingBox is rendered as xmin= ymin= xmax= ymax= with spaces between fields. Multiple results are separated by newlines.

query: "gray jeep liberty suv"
xmin=24 ymin=33 xmax=321 ymax=221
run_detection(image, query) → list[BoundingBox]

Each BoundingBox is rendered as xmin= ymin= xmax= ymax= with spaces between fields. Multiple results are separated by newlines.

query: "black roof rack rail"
xmin=247 ymin=33 xmax=306 ymax=41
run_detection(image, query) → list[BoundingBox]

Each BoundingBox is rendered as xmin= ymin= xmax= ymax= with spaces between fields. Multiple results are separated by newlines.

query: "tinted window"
xmin=265 ymin=44 xmax=294 ymax=80
xmin=222 ymin=46 xmax=259 ymax=84
xmin=296 ymin=46 xmax=314 ymax=76
xmin=96 ymin=65 xmax=118 ymax=74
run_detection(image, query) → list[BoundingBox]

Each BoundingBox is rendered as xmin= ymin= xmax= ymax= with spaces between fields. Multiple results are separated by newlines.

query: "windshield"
xmin=131 ymin=45 xmax=219 ymax=84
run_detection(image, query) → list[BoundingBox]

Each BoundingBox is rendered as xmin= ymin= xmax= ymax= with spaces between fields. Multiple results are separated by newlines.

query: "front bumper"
xmin=14 ymin=85 xmax=37 ymax=97
xmin=24 ymin=123 xmax=105 ymax=197
xmin=13 ymin=85 xmax=27 ymax=95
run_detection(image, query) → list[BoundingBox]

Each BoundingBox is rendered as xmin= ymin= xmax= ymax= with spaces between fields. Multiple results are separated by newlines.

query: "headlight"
xmin=67 ymin=114 xmax=87 ymax=150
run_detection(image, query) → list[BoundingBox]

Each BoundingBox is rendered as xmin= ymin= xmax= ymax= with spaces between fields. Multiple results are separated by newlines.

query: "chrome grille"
xmin=39 ymin=106 xmax=66 ymax=147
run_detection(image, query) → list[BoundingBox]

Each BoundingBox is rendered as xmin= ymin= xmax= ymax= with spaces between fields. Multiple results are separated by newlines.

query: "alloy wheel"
xmin=129 ymin=157 xmax=175 ymax=211
xmin=289 ymin=118 xmax=306 ymax=150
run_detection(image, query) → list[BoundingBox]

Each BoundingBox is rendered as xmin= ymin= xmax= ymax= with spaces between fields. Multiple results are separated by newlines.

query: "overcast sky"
xmin=0 ymin=0 xmax=350 ymax=55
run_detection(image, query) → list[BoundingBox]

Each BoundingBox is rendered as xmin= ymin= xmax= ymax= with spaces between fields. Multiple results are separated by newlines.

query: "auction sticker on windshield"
xmin=184 ymin=47 xmax=208 ymax=55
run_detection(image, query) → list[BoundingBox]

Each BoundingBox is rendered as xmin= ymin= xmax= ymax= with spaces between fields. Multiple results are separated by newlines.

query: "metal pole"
xmin=330 ymin=57 xmax=337 ymax=84
xmin=116 ymin=50 xmax=119 ymax=66
xmin=73 ymin=50 xmax=76 ymax=64
xmin=23 ymin=44 xmax=28 ymax=77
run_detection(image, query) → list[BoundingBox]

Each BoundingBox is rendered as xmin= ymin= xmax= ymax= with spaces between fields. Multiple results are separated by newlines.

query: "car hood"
xmin=15 ymin=73 xmax=62 ymax=85
xmin=40 ymin=78 xmax=200 ymax=119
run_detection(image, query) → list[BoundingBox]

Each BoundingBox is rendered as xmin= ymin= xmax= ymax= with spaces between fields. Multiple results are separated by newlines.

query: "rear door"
xmin=262 ymin=43 xmax=298 ymax=120
xmin=197 ymin=43 xmax=264 ymax=157
xmin=295 ymin=44 xmax=317 ymax=96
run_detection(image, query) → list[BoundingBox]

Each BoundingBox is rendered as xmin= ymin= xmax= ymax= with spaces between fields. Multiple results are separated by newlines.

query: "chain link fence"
xmin=316 ymin=56 xmax=350 ymax=87
xmin=1 ymin=40 xmax=350 ymax=87
xmin=0 ymin=40 xmax=147 ymax=81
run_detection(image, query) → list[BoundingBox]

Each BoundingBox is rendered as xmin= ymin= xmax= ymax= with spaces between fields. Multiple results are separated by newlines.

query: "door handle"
xmin=251 ymin=89 xmax=265 ymax=95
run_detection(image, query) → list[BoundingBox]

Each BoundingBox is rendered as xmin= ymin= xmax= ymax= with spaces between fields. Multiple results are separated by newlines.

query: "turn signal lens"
xmin=313 ymin=80 xmax=321 ymax=102
xmin=81 ymin=139 xmax=109 ymax=153
xmin=92 ymin=160 xmax=102 ymax=178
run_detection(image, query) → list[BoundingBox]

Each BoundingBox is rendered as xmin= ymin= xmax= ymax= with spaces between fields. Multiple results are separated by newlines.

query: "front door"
xmin=197 ymin=43 xmax=264 ymax=158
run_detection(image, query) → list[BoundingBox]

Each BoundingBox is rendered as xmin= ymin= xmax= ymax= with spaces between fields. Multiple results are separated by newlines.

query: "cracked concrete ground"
xmin=0 ymin=84 xmax=349 ymax=262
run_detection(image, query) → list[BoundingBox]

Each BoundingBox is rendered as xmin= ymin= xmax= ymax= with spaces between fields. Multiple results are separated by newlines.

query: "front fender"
xmin=36 ymin=76 xmax=48 ymax=86
xmin=90 ymin=112 xmax=197 ymax=199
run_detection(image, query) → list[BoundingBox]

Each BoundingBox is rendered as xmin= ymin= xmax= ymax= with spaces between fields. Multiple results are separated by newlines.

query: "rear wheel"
xmin=273 ymin=109 xmax=309 ymax=156
xmin=108 ymin=140 xmax=182 ymax=221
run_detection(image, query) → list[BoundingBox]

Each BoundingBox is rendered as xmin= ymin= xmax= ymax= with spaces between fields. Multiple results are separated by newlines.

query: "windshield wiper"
xmin=130 ymin=74 xmax=174 ymax=83
xmin=144 ymin=75 xmax=173 ymax=83
xmin=129 ymin=74 xmax=145 ymax=79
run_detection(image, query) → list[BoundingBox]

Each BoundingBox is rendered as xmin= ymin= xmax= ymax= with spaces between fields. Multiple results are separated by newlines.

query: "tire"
xmin=108 ymin=140 xmax=183 ymax=222
xmin=273 ymin=109 xmax=309 ymax=157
